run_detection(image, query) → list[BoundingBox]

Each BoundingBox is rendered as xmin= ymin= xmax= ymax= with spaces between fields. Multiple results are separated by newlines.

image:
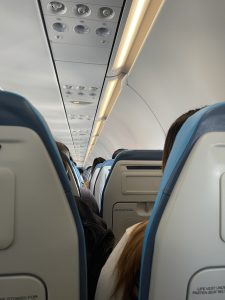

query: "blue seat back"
xmin=0 ymin=91 xmax=87 ymax=300
xmin=140 ymin=103 xmax=225 ymax=300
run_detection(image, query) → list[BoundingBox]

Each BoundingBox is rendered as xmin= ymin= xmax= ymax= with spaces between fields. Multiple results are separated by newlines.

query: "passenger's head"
xmin=112 ymin=148 xmax=127 ymax=159
xmin=56 ymin=141 xmax=70 ymax=159
xmin=56 ymin=141 xmax=72 ymax=173
xmin=91 ymin=157 xmax=105 ymax=175
xmin=78 ymin=167 xmax=84 ymax=175
xmin=162 ymin=108 xmax=201 ymax=170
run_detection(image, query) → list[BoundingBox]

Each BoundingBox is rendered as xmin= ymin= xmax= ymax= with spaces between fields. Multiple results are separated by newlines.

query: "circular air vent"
xmin=99 ymin=7 xmax=114 ymax=19
xmin=47 ymin=1 xmax=67 ymax=14
xmin=74 ymin=4 xmax=91 ymax=17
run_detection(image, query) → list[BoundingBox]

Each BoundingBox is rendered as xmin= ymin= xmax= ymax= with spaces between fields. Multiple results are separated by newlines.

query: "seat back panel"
xmin=149 ymin=133 xmax=225 ymax=299
xmin=103 ymin=157 xmax=162 ymax=242
xmin=0 ymin=167 xmax=15 ymax=249
xmin=0 ymin=127 xmax=80 ymax=299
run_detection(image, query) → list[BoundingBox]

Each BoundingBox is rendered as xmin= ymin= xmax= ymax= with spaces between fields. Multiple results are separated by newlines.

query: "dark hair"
xmin=112 ymin=149 xmax=126 ymax=159
xmin=91 ymin=157 xmax=105 ymax=175
xmin=112 ymin=108 xmax=202 ymax=300
xmin=56 ymin=141 xmax=70 ymax=170
xmin=162 ymin=108 xmax=201 ymax=170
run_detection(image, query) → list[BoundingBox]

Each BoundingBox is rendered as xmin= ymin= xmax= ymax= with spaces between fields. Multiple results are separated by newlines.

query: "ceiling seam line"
xmin=126 ymin=81 xmax=166 ymax=137
xmin=55 ymin=60 xmax=107 ymax=66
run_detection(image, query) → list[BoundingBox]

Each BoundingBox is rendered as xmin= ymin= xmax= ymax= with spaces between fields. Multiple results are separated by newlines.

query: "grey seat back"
xmin=102 ymin=150 xmax=162 ymax=242
xmin=0 ymin=92 xmax=87 ymax=300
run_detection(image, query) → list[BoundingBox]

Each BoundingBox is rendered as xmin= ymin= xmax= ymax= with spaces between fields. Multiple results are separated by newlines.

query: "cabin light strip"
xmin=113 ymin=0 xmax=149 ymax=71
xmin=84 ymin=0 xmax=165 ymax=164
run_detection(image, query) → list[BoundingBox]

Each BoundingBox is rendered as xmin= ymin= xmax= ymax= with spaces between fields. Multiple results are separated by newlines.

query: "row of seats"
xmin=1 ymin=91 xmax=225 ymax=300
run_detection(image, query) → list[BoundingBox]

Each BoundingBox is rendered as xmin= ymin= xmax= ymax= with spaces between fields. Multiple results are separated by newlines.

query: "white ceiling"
xmin=0 ymin=0 xmax=73 ymax=153
xmin=0 ymin=0 xmax=127 ymax=165
xmin=2 ymin=0 xmax=225 ymax=167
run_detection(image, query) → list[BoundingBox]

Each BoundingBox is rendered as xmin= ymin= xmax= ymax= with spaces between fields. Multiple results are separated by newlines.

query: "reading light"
xmin=74 ymin=25 xmax=90 ymax=34
xmin=99 ymin=7 xmax=115 ymax=19
xmin=52 ymin=22 xmax=67 ymax=32
xmin=96 ymin=27 xmax=111 ymax=37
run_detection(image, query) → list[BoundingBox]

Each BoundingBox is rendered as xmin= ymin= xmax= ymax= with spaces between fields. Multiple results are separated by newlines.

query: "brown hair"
xmin=112 ymin=108 xmax=202 ymax=300
xmin=162 ymin=108 xmax=201 ymax=170
xmin=56 ymin=141 xmax=71 ymax=173
xmin=111 ymin=221 xmax=148 ymax=300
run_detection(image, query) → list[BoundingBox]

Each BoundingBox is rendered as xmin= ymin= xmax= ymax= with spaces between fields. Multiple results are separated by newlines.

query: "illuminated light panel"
xmin=113 ymin=0 xmax=164 ymax=72
xmin=98 ymin=79 xmax=118 ymax=119
xmin=113 ymin=0 xmax=148 ymax=70
xmin=92 ymin=120 xmax=102 ymax=137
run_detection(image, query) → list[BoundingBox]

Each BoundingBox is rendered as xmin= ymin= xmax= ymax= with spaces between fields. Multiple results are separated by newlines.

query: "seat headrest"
xmin=0 ymin=91 xmax=87 ymax=299
xmin=101 ymin=159 xmax=114 ymax=167
xmin=139 ymin=102 xmax=225 ymax=300
xmin=114 ymin=149 xmax=163 ymax=163
xmin=0 ymin=91 xmax=71 ymax=195
xmin=95 ymin=163 xmax=103 ymax=169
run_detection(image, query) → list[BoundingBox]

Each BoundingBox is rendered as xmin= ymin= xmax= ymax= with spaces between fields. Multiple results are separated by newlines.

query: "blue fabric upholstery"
xmin=139 ymin=102 xmax=225 ymax=300
xmin=0 ymin=91 xmax=87 ymax=300
xmin=93 ymin=159 xmax=114 ymax=196
xmin=71 ymin=162 xmax=84 ymax=187
xmin=101 ymin=159 xmax=114 ymax=167
xmin=95 ymin=163 xmax=103 ymax=169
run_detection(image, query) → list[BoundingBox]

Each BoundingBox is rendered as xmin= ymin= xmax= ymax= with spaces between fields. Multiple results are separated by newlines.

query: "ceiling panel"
xmin=40 ymin=0 xmax=127 ymax=164
xmin=56 ymin=60 xmax=106 ymax=110
xmin=0 ymin=0 xmax=71 ymax=145
xmin=52 ymin=43 xmax=109 ymax=64
xmin=56 ymin=60 xmax=106 ymax=104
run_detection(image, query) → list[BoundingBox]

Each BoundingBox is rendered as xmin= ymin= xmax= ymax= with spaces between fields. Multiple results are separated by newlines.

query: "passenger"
xmin=83 ymin=165 xmax=92 ymax=182
xmin=91 ymin=157 xmax=106 ymax=176
xmin=56 ymin=141 xmax=115 ymax=300
xmin=95 ymin=108 xmax=201 ymax=300
xmin=112 ymin=148 xmax=127 ymax=159
xmin=78 ymin=167 xmax=84 ymax=176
